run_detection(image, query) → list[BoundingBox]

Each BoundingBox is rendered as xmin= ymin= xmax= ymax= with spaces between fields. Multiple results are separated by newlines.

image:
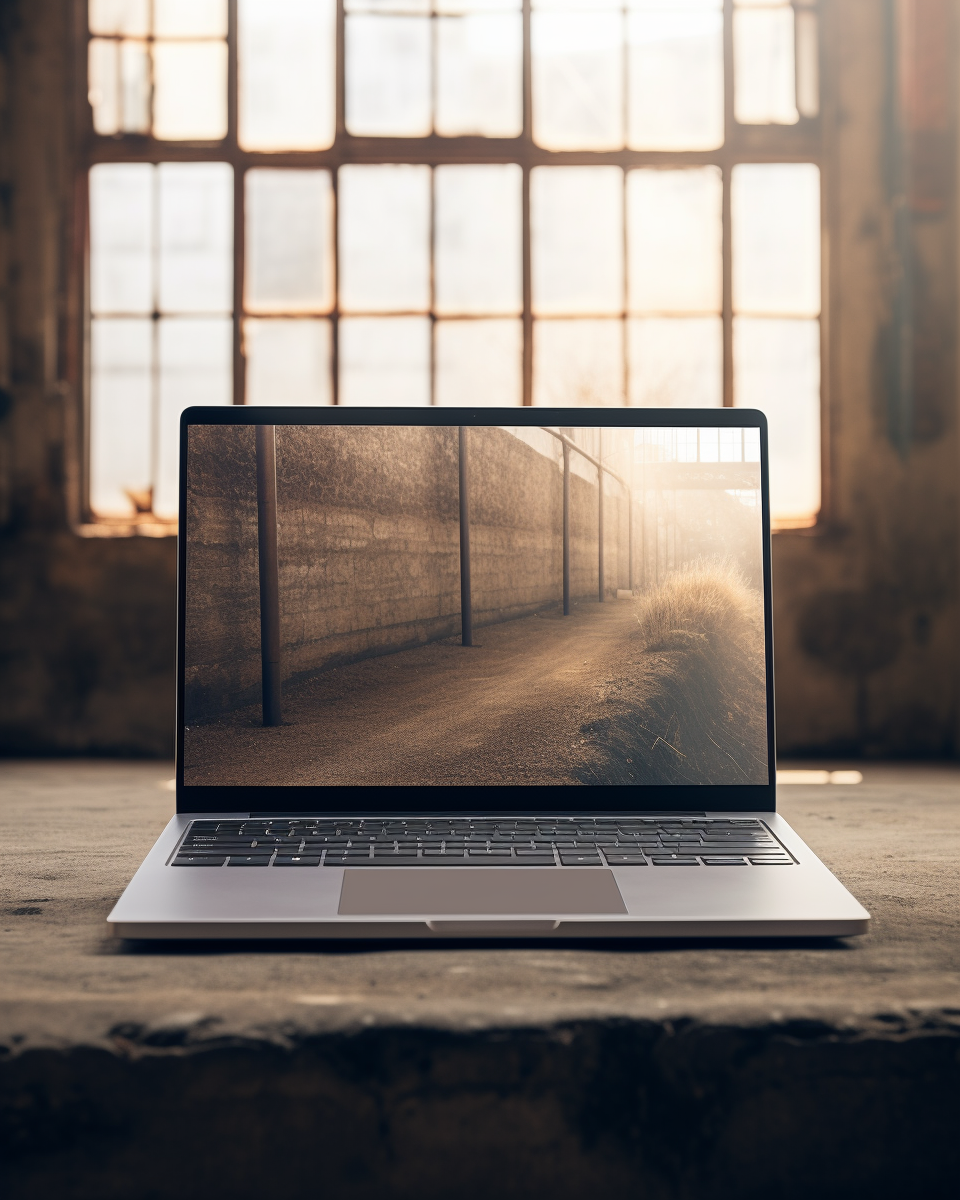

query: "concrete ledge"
xmin=3 ymin=1016 xmax=960 ymax=1200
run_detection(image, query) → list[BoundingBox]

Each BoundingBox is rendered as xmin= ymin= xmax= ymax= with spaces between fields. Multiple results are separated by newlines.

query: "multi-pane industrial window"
xmin=86 ymin=0 xmax=823 ymax=527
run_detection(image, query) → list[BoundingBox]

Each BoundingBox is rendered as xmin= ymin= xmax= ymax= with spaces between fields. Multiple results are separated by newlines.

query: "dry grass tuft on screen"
xmin=577 ymin=561 xmax=768 ymax=786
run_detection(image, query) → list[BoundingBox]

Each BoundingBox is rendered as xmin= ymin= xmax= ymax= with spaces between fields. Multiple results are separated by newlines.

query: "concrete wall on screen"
xmin=183 ymin=425 xmax=631 ymax=722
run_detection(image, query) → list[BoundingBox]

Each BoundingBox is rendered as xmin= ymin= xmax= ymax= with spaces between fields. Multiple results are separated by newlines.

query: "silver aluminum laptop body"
xmin=108 ymin=408 xmax=869 ymax=939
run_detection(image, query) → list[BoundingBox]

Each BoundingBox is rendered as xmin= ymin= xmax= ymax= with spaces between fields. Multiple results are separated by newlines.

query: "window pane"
xmin=532 ymin=319 xmax=624 ymax=406
xmin=239 ymin=0 xmax=336 ymax=151
xmin=339 ymin=317 xmax=431 ymax=406
xmin=795 ymin=8 xmax=819 ymax=118
xmin=244 ymin=319 xmax=333 ymax=406
xmin=627 ymin=167 xmax=721 ymax=313
xmin=89 ymin=0 xmax=149 ymax=36
xmin=120 ymin=39 xmax=152 ymax=132
xmin=734 ymin=317 xmax=820 ymax=524
xmin=345 ymin=0 xmax=430 ymax=10
xmin=90 ymin=318 xmax=152 ymax=517
xmin=153 ymin=40 xmax=228 ymax=140
xmin=155 ymin=318 xmax=232 ymax=518
xmin=436 ymin=14 xmax=522 ymax=137
xmin=733 ymin=163 xmax=820 ymax=316
xmin=88 ymin=41 xmax=116 ymax=134
xmin=532 ymin=12 xmax=623 ymax=150
xmin=158 ymin=163 xmax=233 ymax=314
xmin=89 ymin=40 xmax=151 ymax=135
xmin=88 ymin=40 xmax=118 ymax=135
xmin=734 ymin=4 xmax=798 ymax=125
xmin=339 ymin=165 xmax=431 ymax=312
xmin=435 ymin=320 xmax=522 ymax=407
xmin=532 ymin=1 xmax=620 ymax=11
xmin=531 ymin=167 xmax=623 ymax=316
xmin=627 ymin=6 xmax=724 ymax=150
xmin=245 ymin=170 xmax=334 ymax=313
xmin=628 ymin=317 xmax=721 ymax=407
xmin=90 ymin=163 xmax=153 ymax=314
xmin=437 ymin=1 xmax=521 ymax=15
xmin=435 ymin=165 xmax=522 ymax=316
xmin=345 ymin=16 xmax=431 ymax=137
xmin=154 ymin=0 xmax=227 ymax=37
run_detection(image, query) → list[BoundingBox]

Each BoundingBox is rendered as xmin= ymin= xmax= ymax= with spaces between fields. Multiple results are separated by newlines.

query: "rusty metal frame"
xmin=77 ymin=0 xmax=826 ymax=526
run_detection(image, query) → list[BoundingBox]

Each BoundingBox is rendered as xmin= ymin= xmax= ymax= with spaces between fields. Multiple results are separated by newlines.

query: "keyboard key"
xmin=701 ymin=857 xmax=747 ymax=865
xmin=173 ymin=855 xmax=225 ymax=866
xmin=749 ymin=857 xmax=793 ymax=865
xmin=603 ymin=853 xmax=648 ymax=865
xmin=346 ymin=855 xmax=420 ymax=866
xmin=274 ymin=856 xmax=321 ymax=866
xmin=227 ymin=856 xmax=272 ymax=867
xmin=421 ymin=856 xmax=555 ymax=867
xmin=650 ymin=857 xmax=699 ymax=866
xmin=559 ymin=852 xmax=602 ymax=866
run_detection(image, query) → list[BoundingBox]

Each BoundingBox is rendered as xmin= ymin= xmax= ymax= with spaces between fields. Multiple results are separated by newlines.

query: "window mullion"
xmin=521 ymin=0 xmax=533 ymax=407
xmin=722 ymin=166 xmax=733 ymax=409
xmin=723 ymin=0 xmax=735 ymax=408
xmin=723 ymin=0 xmax=735 ymax=150
xmin=335 ymin=0 xmax=346 ymax=141
xmin=621 ymin=166 xmax=628 ymax=409
xmin=150 ymin=165 xmax=161 ymax=504
xmin=332 ymin=167 xmax=340 ymax=406
xmin=227 ymin=0 xmax=244 ymax=406
xmin=233 ymin=166 xmax=245 ymax=407
xmin=429 ymin=166 xmax=436 ymax=407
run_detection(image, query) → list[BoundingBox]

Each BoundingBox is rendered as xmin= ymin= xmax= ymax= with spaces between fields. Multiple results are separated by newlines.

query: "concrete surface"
xmin=1 ymin=759 xmax=959 ymax=1198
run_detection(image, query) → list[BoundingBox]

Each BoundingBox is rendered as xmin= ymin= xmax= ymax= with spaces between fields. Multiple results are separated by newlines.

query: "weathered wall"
xmin=0 ymin=0 xmax=177 ymax=755
xmin=771 ymin=0 xmax=960 ymax=756
xmin=185 ymin=424 xmax=629 ymax=721
xmin=0 ymin=0 xmax=958 ymax=757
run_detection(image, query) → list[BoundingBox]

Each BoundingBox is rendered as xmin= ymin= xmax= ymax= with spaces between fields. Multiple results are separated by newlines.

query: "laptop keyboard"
xmin=172 ymin=817 xmax=794 ymax=867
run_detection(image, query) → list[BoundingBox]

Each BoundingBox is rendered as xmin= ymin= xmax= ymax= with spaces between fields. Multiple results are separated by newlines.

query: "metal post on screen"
xmin=597 ymin=430 xmax=604 ymax=603
xmin=628 ymin=491 xmax=634 ymax=594
xmin=255 ymin=424 xmax=282 ymax=727
xmin=562 ymin=440 xmax=571 ymax=616
xmin=458 ymin=426 xmax=473 ymax=647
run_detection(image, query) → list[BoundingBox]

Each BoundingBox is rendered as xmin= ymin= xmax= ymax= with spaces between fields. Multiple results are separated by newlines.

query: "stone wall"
xmin=184 ymin=424 xmax=630 ymax=722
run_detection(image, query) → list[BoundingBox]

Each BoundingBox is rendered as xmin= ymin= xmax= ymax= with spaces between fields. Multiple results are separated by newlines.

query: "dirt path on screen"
xmin=184 ymin=601 xmax=644 ymax=788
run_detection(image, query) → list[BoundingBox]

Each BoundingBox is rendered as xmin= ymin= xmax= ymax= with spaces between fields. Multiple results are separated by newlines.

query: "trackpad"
xmin=338 ymin=868 xmax=626 ymax=916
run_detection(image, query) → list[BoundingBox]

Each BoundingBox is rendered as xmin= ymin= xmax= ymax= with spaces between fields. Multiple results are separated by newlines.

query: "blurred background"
xmin=0 ymin=0 xmax=956 ymax=762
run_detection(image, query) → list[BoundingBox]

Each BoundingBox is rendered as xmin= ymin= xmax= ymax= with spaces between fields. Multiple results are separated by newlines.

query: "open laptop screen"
xmin=181 ymin=416 xmax=771 ymax=795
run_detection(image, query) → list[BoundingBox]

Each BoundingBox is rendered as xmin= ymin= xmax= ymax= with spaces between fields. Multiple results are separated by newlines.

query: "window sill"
xmin=77 ymin=519 xmax=177 ymax=539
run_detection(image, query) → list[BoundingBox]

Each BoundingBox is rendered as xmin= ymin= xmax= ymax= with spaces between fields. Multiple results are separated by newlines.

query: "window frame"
xmin=74 ymin=0 xmax=830 ymax=529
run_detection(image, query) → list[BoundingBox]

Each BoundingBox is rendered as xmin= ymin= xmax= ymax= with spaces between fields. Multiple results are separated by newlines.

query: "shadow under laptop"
xmin=107 ymin=934 xmax=857 ymax=956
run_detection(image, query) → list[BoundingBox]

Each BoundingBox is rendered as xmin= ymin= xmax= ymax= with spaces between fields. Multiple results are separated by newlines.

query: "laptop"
xmin=108 ymin=406 xmax=870 ymax=939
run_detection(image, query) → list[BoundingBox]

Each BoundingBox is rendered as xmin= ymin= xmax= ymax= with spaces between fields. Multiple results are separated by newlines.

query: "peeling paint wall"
xmin=0 ymin=0 xmax=957 ymax=757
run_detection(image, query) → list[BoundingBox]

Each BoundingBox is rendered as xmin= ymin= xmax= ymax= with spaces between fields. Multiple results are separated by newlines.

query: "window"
xmin=84 ymin=0 xmax=823 ymax=528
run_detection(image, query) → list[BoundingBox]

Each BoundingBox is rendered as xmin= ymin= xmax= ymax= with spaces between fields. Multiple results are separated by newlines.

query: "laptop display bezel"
xmin=175 ymin=406 xmax=777 ymax=814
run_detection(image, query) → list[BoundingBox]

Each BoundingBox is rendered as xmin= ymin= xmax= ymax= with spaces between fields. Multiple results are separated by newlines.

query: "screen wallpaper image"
xmin=183 ymin=424 xmax=767 ymax=787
